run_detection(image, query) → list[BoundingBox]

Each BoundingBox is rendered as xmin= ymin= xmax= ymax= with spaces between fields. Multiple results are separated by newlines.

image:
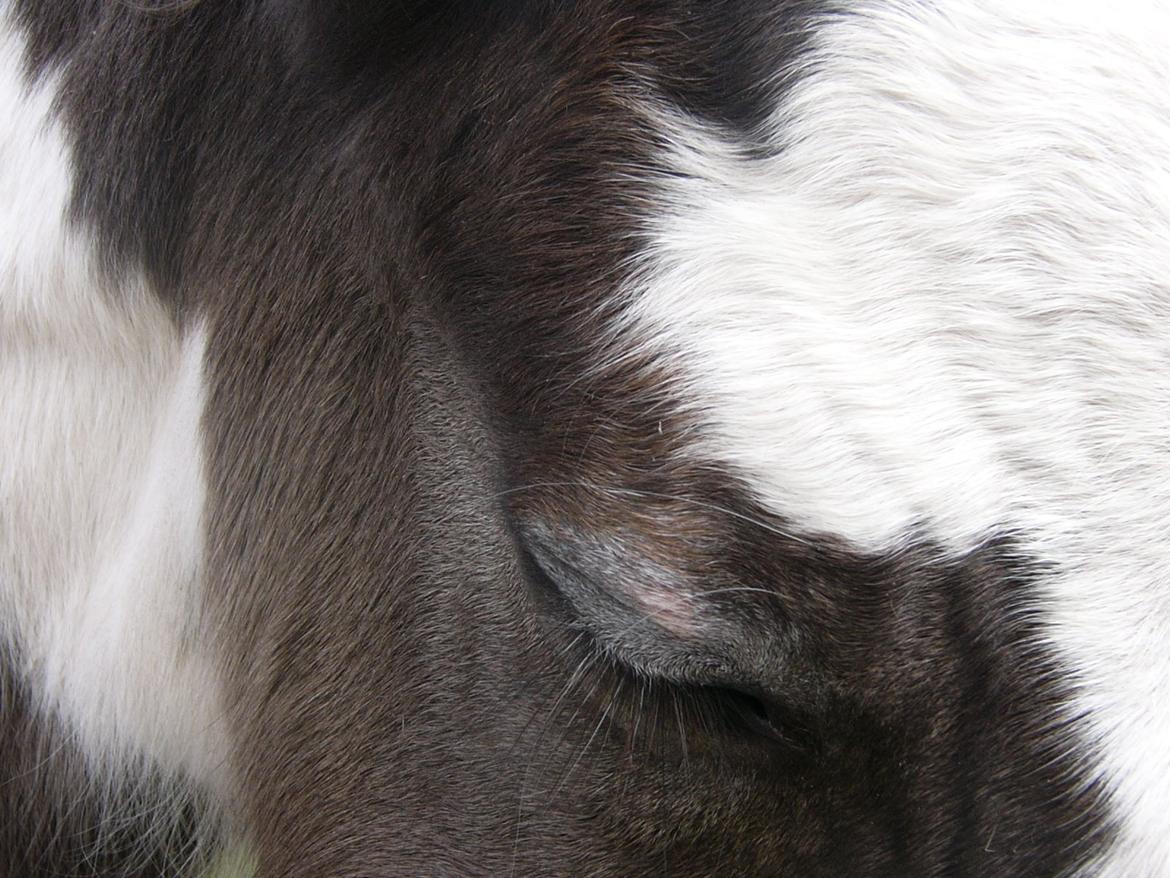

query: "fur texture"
xmin=0 ymin=6 xmax=225 ymax=873
xmin=622 ymin=8 xmax=1170 ymax=868
xmin=3 ymin=0 xmax=1168 ymax=875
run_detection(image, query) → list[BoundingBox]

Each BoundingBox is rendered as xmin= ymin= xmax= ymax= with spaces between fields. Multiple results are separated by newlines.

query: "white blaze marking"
xmin=0 ymin=8 xmax=225 ymax=789
xmin=622 ymin=1 xmax=1170 ymax=873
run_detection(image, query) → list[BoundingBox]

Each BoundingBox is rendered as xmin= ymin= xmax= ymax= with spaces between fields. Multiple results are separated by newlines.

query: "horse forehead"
xmin=611 ymin=7 xmax=1170 ymax=869
xmin=618 ymin=3 xmax=1170 ymax=549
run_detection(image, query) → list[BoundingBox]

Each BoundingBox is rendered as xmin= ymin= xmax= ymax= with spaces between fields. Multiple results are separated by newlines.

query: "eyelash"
xmin=524 ymin=547 xmax=811 ymax=756
xmin=562 ymin=626 xmax=811 ymax=759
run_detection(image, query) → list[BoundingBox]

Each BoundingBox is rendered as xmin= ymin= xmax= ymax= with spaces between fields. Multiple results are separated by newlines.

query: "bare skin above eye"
xmin=3 ymin=0 xmax=1170 ymax=876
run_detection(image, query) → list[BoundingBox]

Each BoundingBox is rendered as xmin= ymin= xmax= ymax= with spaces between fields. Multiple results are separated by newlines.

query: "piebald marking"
xmin=623 ymin=3 xmax=1170 ymax=873
xmin=0 ymin=8 xmax=225 ymax=791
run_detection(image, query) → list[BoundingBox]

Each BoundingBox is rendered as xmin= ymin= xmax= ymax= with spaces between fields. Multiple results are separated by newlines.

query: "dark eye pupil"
xmin=715 ymin=687 xmax=817 ymax=754
xmin=723 ymin=688 xmax=779 ymax=739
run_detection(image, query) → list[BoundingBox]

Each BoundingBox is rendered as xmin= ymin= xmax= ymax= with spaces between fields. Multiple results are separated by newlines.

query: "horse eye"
xmin=718 ymin=687 xmax=809 ymax=750
xmin=722 ymin=688 xmax=776 ymax=735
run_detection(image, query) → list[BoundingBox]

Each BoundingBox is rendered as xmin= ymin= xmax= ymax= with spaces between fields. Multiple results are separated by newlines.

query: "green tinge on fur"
xmin=201 ymin=843 xmax=258 ymax=878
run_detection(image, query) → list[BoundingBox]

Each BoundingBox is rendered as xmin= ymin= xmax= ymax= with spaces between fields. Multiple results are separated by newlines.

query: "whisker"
xmin=510 ymin=645 xmax=603 ymax=876
xmin=629 ymin=674 xmax=648 ymax=765
xmin=554 ymin=677 xmax=626 ymax=800
xmin=539 ymin=657 xmax=616 ymax=812
xmin=672 ymin=689 xmax=690 ymax=775
xmin=497 ymin=480 xmax=812 ymax=546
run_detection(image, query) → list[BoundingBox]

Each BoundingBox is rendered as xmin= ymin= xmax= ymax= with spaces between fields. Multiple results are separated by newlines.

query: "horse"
xmin=3 ymin=1 xmax=1168 ymax=874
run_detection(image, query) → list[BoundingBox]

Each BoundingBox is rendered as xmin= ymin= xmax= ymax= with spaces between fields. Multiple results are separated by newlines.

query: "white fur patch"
xmin=0 ymin=9 xmax=225 ymax=790
xmin=621 ymin=1 xmax=1170 ymax=873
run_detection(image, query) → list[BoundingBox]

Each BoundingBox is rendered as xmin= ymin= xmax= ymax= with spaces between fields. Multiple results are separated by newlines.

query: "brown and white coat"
xmin=2 ymin=1 xmax=1167 ymax=875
